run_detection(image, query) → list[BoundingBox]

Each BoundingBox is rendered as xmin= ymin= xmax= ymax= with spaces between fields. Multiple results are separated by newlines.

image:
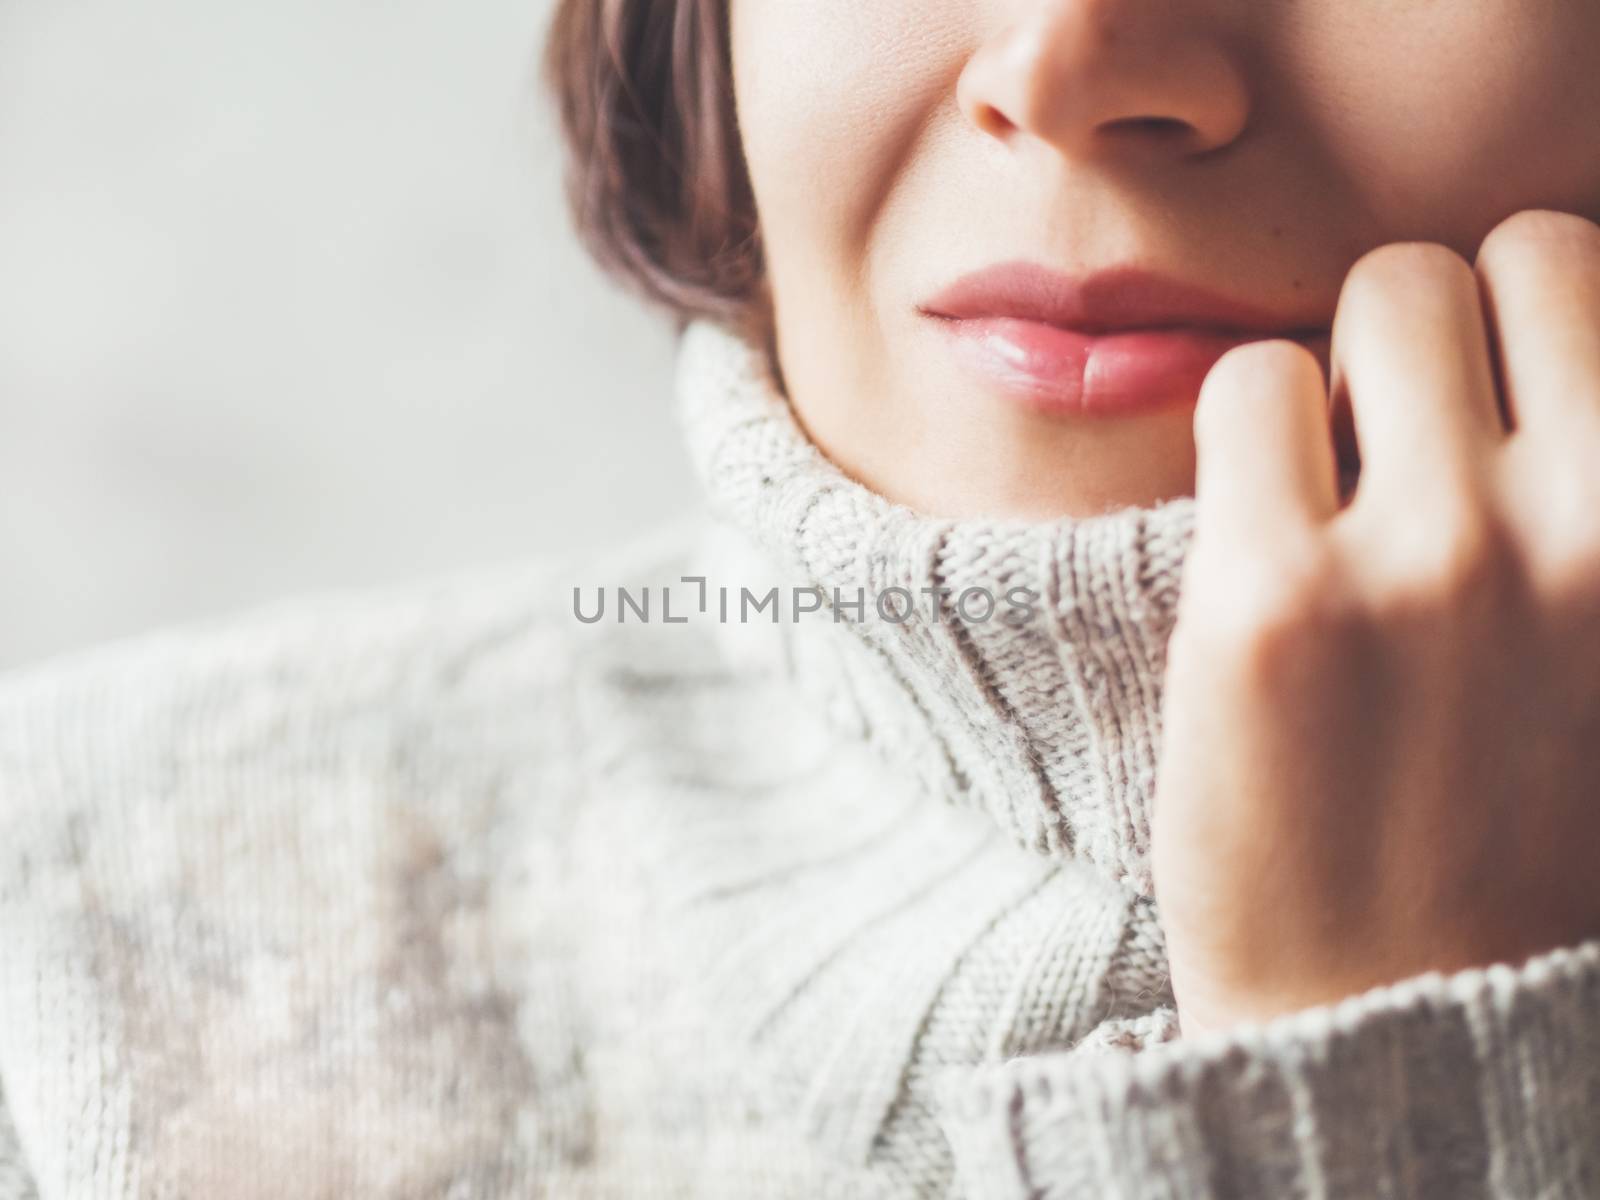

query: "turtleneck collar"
xmin=673 ymin=317 xmax=1198 ymax=898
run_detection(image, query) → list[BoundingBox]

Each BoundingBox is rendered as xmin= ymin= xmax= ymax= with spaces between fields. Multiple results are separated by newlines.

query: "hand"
xmin=1153 ymin=209 xmax=1600 ymax=1037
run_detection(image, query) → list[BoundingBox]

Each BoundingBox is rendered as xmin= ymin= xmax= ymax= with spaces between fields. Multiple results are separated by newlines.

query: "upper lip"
xmin=919 ymin=260 xmax=1327 ymax=337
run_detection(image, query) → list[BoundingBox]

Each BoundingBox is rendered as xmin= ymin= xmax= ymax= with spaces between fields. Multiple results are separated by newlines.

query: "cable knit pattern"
xmin=0 ymin=314 xmax=1597 ymax=1198
xmin=676 ymin=317 xmax=1196 ymax=896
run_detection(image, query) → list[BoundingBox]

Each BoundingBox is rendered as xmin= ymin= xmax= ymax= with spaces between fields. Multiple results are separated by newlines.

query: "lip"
xmin=919 ymin=261 xmax=1331 ymax=417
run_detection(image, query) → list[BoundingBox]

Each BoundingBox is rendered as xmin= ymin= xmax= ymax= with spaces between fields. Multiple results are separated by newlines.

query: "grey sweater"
xmin=0 ymin=317 xmax=1596 ymax=1199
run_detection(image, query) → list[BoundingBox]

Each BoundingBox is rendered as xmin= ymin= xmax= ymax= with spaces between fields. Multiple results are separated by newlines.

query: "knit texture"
xmin=677 ymin=318 xmax=1197 ymax=898
xmin=0 ymin=315 xmax=1597 ymax=1198
xmin=937 ymin=941 xmax=1600 ymax=1199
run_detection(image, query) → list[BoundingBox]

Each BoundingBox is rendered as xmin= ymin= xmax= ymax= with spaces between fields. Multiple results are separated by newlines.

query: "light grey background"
xmin=0 ymin=0 xmax=695 ymax=671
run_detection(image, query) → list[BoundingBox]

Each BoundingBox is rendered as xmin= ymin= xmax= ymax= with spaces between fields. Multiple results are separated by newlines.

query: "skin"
xmin=729 ymin=0 xmax=1600 ymax=1031
xmin=1161 ymin=223 xmax=1600 ymax=1033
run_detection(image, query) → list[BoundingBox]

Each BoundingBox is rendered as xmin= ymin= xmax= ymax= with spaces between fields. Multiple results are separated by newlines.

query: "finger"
xmin=1327 ymin=243 xmax=1504 ymax=506
xmin=1475 ymin=209 xmax=1600 ymax=441
xmin=1192 ymin=338 xmax=1340 ymax=540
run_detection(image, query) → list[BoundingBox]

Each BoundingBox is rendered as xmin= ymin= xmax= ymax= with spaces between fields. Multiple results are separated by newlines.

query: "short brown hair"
xmin=541 ymin=0 xmax=769 ymax=344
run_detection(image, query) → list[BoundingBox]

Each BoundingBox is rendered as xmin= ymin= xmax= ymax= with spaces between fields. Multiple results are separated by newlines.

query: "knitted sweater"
xmin=1 ymin=319 xmax=1598 ymax=1200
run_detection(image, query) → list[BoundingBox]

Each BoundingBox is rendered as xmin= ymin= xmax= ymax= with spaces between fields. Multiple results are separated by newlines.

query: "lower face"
xmin=729 ymin=1 xmax=1600 ymax=519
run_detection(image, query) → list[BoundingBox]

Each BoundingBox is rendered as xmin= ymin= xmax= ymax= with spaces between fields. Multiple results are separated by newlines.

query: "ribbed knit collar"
xmin=674 ymin=317 xmax=1198 ymax=898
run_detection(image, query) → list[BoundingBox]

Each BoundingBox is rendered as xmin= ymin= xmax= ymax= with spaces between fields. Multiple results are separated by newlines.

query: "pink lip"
xmin=919 ymin=261 xmax=1331 ymax=416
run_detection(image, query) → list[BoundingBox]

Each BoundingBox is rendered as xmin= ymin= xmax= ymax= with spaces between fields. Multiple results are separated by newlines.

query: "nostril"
xmin=973 ymin=102 xmax=1017 ymax=138
xmin=1103 ymin=115 xmax=1193 ymax=139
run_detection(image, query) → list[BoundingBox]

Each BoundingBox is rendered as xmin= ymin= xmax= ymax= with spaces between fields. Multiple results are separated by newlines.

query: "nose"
xmin=957 ymin=0 xmax=1251 ymax=162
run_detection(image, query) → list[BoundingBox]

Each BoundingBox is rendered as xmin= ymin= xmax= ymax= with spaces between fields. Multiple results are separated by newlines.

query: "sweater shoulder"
xmin=0 ymin=520 xmax=718 ymax=1194
xmin=0 ymin=513 xmax=714 ymax=806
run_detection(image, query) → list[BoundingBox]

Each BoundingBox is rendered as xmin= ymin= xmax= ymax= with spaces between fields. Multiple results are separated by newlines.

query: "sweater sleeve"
xmin=932 ymin=939 xmax=1600 ymax=1199
xmin=0 ymin=1082 xmax=38 ymax=1200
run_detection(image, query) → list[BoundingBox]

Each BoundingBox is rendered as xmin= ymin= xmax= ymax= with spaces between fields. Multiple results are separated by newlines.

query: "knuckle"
xmin=1344 ymin=240 xmax=1474 ymax=308
xmin=1195 ymin=539 xmax=1355 ymax=685
xmin=1477 ymin=208 xmax=1600 ymax=271
xmin=1194 ymin=340 xmax=1319 ymax=439
xmin=1544 ymin=550 xmax=1600 ymax=615
xmin=1526 ymin=454 xmax=1600 ymax=548
xmin=1528 ymin=481 xmax=1600 ymax=610
xmin=1216 ymin=336 xmax=1318 ymax=381
xmin=1375 ymin=504 xmax=1519 ymax=618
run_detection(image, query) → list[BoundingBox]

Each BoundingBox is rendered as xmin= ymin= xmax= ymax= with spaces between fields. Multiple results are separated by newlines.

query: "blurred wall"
xmin=0 ymin=0 xmax=695 ymax=671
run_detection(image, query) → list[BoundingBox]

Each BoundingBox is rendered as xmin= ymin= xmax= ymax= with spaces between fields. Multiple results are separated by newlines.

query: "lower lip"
xmin=928 ymin=316 xmax=1323 ymax=417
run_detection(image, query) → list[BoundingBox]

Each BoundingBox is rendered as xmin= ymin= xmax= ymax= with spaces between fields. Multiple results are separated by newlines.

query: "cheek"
xmin=1284 ymin=5 xmax=1600 ymax=239
xmin=730 ymin=1 xmax=967 ymax=289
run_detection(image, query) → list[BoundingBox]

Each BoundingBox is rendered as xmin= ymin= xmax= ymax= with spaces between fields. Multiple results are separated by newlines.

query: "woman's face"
xmin=729 ymin=1 xmax=1600 ymax=518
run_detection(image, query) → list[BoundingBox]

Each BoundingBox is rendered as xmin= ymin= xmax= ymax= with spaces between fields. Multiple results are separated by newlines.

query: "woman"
xmin=2 ymin=1 xmax=1598 ymax=1196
